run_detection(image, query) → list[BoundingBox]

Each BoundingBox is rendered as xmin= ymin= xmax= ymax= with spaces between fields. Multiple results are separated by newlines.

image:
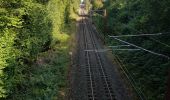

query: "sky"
xmin=81 ymin=0 xmax=84 ymax=3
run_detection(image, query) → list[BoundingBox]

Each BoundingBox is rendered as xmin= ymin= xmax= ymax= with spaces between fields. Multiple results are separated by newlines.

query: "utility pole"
xmin=103 ymin=9 xmax=107 ymax=44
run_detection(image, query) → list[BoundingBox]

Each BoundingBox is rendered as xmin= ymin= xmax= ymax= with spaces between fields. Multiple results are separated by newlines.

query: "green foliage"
xmin=92 ymin=0 xmax=103 ymax=9
xmin=35 ymin=0 xmax=50 ymax=4
xmin=69 ymin=0 xmax=80 ymax=19
xmin=0 ymin=0 xmax=53 ymax=98
xmin=93 ymin=0 xmax=170 ymax=99
xmin=0 ymin=0 xmax=79 ymax=99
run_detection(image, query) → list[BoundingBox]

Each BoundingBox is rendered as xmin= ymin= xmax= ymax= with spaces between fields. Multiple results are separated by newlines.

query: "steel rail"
xmin=82 ymin=11 xmax=95 ymax=100
xmin=86 ymin=18 xmax=114 ymax=100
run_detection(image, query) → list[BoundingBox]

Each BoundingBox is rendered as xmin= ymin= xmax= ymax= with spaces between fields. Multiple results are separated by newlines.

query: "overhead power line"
xmin=112 ymin=49 xmax=141 ymax=51
xmin=84 ymin=48 xmax=140 ymax=52
xmin=114 ymin=55 xmax=147 ymax=100
xmin=149 ymin=38 xmax=170 ymax=48
xmin=108 ymin=33 xmax=163 ymax=38
xmin=109 ymin=36 xmax=170 ymax=59
xmin=108 ymin=45 xmax=131 ymax=48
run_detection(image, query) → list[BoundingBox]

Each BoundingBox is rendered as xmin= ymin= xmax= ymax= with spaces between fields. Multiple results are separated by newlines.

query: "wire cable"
xmin=112 ymin=52 xmax=147 ymax=100
xmin=149 ymin=37 xmax=170 ymax=48
xmin=110 ymin=37 xmax=170 ymax=59
xmin=109 ymin=33 xmax=163 ymax=38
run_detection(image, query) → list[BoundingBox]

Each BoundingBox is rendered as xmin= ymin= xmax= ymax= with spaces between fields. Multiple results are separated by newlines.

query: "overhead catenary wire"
xmin=112 ymin=49 xmax=141 ymax=51
xmin=108 ymin=45 xmax=131 ymax=48
xmin=108 ymin=33 xmax=163 ymax=38
xmin=149 ymin=37 xmax=170 ymax=48
xmin=114 ymin=54 xmax=147 ymax=100
xmin=91 ymin=9 xmax=170 ymax=100
xmin=84 ymin=48 xmax=140 ymax=52
xmin=108 ymin=28 xmax=170 ymax=48
xmin=91 ymin=16 xmax=146 ymax=100
xmin=93 ymin=13 xmax=170 ymax=57
xmin=109 ymin=36 xmax=170 ymax=59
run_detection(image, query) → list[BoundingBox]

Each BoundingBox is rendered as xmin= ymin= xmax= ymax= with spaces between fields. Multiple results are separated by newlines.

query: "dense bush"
xmin=0 ymin=0 xmax=79 ymax=99
xmin=92 ymin=0 xmax=170 ymax=99
xmin=0 ymin=0 xmax=52 ymax=98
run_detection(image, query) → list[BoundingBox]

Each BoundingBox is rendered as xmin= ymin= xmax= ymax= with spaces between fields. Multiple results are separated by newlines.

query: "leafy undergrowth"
xmin=0 ymin=0 xmax=79 ymax=99
xmin=12 ymin=21 xmax=76 ymax=100
xmin=29 ymin=45 xmax=69 ymax=100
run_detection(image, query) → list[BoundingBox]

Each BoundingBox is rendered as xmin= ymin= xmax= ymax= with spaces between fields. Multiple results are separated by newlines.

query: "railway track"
xmin=87 ymin=19 xmax=115 ymax=100
xmin=70 ymin=9 xmax=131 ymax=100
xmin=83 ymin=17 xmax=96 ymax=100
xmin=81 ymin=10 xmax=115 ymax=100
